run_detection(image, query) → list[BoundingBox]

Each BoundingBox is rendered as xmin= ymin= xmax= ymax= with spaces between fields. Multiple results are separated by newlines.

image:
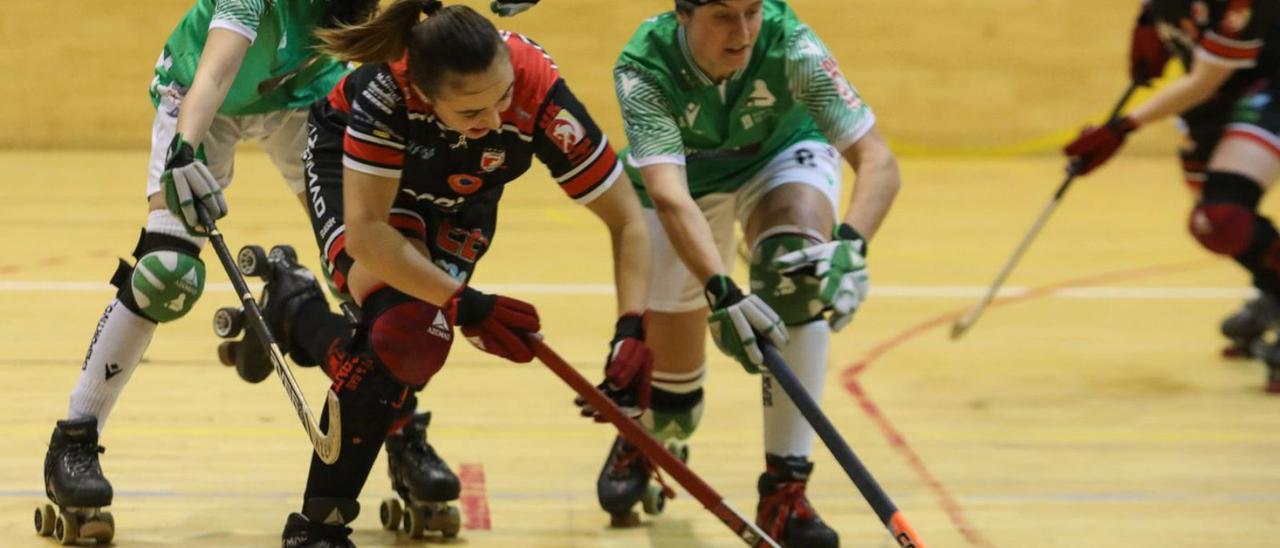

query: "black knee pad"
xmin=361 ymin=287 xmax=454 ymax=388
xmin=110 ymin=229 xmax=204 ymax=323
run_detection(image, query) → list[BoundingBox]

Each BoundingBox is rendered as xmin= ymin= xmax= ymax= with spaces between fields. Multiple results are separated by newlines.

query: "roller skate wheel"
xmin=54 ymin=511 xmax=78 ymax=545
xmin=429 ymin=505 xmax=461 ymax=538
xmin=80 ymin=511 xmax=114 ymax=544
xmin=33 ymin=503 xmax=55 ymax=536
xmin=237 ymin=245 xmax=269 ymax=277
xmin=403 ymin=504 xmax=427 ymax=538
xmin=216 ymin=341 xmax=238 ymax=367
xmin=379 ymin=498 xmax=402 ymax=531
xmin=609 ymin=511 xmax=641 ymax=528
xmin=268 ymin=245 xmax=298 ymax=264
xmin=666 ymin=441 xmax=689 ymax=463
xmin=641 ymin=483 xmax=666 ymax=515
xmin=213 ymin=307 xmax=245 ymax=338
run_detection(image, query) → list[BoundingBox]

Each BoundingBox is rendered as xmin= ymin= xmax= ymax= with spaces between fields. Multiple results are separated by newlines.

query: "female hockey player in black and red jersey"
xmin=1064 ymin=0 xmax=1280 ymax=392
xmin=237 ymin=1 xmax=654 ymax=545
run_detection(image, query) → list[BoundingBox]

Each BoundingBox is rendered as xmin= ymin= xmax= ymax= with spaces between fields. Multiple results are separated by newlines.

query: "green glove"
xmin=704 ymin=274 xmax=789 ymax=373
xmin=773 ymin=223 xmax=869 ymax=332
xmin=162 ymin=133 xmax=226 ymax=234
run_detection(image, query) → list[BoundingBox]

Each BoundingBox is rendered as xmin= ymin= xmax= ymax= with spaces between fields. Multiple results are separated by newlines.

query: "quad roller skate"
xmin=379 ymin=412 xmax=463 ymax=539
xmin=596 ymin=435 xmax=684 ymax=527
xmin=281 ymin=498 xmax=358 ymax=548
xmin=35 ymin=417 xmax=114 ymax=545
xmin=1258 ymin=345 xmax=1280 ymax=394
xmin=212 ymin=244 xmax=324 ymax=383
xmin=756 ymin=455 xmax=839 ymax=548
xmin=1220 ymin=295 xmax=1280 ymax=359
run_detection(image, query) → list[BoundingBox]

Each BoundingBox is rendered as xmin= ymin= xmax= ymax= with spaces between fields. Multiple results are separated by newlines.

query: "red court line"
xmin=840 ymin=258 xmax=1216 ymax=547
xmin=458 ymin=463 xmax=492 ymax=530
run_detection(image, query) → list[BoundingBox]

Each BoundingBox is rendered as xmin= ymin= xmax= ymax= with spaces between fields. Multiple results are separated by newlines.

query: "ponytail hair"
xmin=317 ymin=0 xmax=506 ymax=97
xmin=322 ymin=0 xmax=380 ymax=29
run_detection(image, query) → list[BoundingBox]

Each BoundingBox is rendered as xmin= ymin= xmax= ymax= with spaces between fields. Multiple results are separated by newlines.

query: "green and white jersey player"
xmin=601 ymin=0 xmax=900 ymax=543
xmin=37 ymin=0 xmax=376 ymax=536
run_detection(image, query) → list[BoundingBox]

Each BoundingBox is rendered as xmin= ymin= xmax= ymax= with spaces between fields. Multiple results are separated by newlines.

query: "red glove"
xmin=1130 ymin=2 xmax=1170 ymax=86
xmin=446 ymin=285 xmax=541 ymax=363
xmin=1063 ymin=116 xmax=1139 ymax=176
xmin=577 ymin=313 xmax=653 ymax=421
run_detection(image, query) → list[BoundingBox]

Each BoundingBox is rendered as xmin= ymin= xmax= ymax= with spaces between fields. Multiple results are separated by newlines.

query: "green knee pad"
xmin=750 ymin=234 xmax=824 ymax=325
xmin=641 ymin=399 xmax=704 ymax=443
xmin=129 ymin=250 xmax=205 ymax=322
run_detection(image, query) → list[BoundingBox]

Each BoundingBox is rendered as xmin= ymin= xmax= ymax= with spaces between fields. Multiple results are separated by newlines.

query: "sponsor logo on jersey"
xmin=548 ymin=108 xmax=587 ymax=153
xmin=428 ymin=310 xmax=452 ymax=340
xmin=402 ymin=188 xmax=468 ymax=211
xmin=745 ymin=80 xmax=776 ymax=108
xmin=1224 ymin=6 xmax=1252 ymax=34
xmin=480 ymin=149 xmax=505 ymax=172
xmin=821 ymin=58 xmax=863 ymax=110
xmin=448 ymin=174 xmax=485 ymax=195
xmin=683 ymin=102 xmax=701 ymax=128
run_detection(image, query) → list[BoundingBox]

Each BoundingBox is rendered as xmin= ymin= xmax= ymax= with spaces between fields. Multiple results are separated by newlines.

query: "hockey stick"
xmin=760 ymin=344 xmax=926 ymax=547
xmin=196 ymin=206 xmax=343 ymax=464
xmin=528 ymin=336 xmax=781 ymax=548
xmin=950 ymin=81 xmax=1140 ymax=340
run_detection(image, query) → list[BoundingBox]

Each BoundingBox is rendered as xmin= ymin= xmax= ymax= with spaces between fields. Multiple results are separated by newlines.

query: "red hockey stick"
xmin=528 ymin=335 xmax=780 ymax=547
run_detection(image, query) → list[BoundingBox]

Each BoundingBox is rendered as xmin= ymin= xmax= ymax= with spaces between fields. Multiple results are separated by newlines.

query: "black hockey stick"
xmin=196 ymin=206 xmax=343 ymax=464
xmin=530 ymin=336 xmax=781 ymax=547
xmin=760 ymin=344 xmax=926 ymax=547
xmin=950 ymin=81 xmax=1140 ymax=339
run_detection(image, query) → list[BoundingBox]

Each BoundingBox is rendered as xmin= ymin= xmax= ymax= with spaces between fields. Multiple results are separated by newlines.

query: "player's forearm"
xmin=346 ymin=222 xmax=460 ymax=306
xmin=651 ymin=193 xmax=725 ymax=282
xmin=1130 ymin=61 xmax=1234 ymax=126
xmin=840 ymin=130 xmax=900 ymax=240
xmin=176 ymin=29 xmax=250 ymax=146
xmin=610 ymin=217 xmax=650 ymax=315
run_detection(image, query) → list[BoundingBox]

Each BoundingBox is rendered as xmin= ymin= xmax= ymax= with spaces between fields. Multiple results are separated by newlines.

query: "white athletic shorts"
xmin=145 ymin=84 xmax=309 ymax=198
xmin=645 ymin=140 xmax=843 ymax=312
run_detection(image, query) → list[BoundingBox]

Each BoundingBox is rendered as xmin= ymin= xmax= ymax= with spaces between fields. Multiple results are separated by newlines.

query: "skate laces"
xmin=65 ymin=444 xmax=105 ymax=476
xmin=760 ymin=481 xmax=817 ymax=537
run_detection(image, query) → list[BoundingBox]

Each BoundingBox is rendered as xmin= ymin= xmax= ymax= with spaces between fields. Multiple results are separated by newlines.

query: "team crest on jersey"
xmin=745 ymin=80 xmax=776 ymax=108
xmin=548 ymin=108 xmax=587 ymax=154
xmin=1191 ymin=1 xmax=1209 ymax=25
xmin=1224 ymin=6 xmax=1252 ymax=33
xmin=480 ymin=148 xmax=505 ymax=172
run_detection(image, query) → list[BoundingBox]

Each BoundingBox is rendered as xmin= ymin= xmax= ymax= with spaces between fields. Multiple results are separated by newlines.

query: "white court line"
xmin=0 ymin=280 xmax=1257 ymax=300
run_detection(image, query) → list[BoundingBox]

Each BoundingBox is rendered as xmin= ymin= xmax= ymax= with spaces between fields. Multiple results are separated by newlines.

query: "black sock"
xmin=1234 ymin=215 xmax=1280 ymax=297
xmin=290 ymin=298 xmax=350 ymax=367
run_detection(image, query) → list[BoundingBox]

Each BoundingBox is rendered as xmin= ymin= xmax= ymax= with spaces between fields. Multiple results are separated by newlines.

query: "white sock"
xmin=762 ymin=320 xmax=829 ymax=458
xmin=67 ymin=299 xmax=157 ymax=432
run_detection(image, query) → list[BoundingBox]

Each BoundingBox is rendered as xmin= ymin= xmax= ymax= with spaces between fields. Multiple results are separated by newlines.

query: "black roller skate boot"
xmin=1220 ymin=294 xmax=1280 ymax=359
xmin=756 ymin=455 xmax=839 ymax=548
xmin=379 ymin=412 xmax=462 ymax=539
xmin=596 ymin=435 xmax=683 ymax=527
xmin=35 ymin=417 xmax=115 ymax=544
xmin=1259 ymin=344 xmax=1280 ymax=393
xmin=281 ymin=498 xmax=357 ymax=548
xmin=212 ymin=244 xmax=326 ymax=383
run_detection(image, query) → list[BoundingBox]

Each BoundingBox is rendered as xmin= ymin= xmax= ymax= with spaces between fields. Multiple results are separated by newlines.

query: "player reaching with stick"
xmin=1063 ymin=0 xmax=1280 ymax=392
xmin=590 ymin=0 xmax=901 ymax=545
xmin=34 ymin=1 xmax=378 ymax=544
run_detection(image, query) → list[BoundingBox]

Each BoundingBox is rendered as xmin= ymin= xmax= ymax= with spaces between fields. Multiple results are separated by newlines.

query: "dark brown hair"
xmin=316 ymin=0 xmax=506 ymax=96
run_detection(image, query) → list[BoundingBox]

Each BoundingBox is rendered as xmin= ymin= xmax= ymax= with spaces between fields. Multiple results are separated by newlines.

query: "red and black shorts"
xmin=1179 ymin=78 xmax=1280 ymax=192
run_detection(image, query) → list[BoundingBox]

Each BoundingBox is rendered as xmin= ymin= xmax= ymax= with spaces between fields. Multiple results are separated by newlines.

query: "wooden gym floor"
xmin=1 ymin=150 xmax=1277 ymax=547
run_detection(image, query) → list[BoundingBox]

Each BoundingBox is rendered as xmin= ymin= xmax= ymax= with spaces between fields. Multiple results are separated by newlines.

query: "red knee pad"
xmin=370 ymin=300 xmax=454 ymax=387
xmin=1189 ymin=203 xmax=1255 ymax=256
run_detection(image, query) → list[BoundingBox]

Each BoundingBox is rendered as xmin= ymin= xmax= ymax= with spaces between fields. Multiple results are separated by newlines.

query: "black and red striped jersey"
xmin=1151 ymin=0 xmax=1280 ymax=94
xmin=321 ymin=31 xmax=621 ymax=213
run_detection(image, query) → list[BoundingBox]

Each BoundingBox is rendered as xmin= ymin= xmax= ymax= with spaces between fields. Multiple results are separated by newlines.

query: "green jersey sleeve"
xmin=614 ymin=65 xmax=686 ymax=167
xmin=785 ymin=26 xmax=875 ymax=151
xmin=210 ymin=0 xmax=269 ymax=43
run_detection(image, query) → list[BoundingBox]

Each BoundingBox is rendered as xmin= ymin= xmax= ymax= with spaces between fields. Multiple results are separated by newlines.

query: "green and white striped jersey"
xmin=615 ymin=0 xmax=874 ymax=202
xmin=150 ymin=0 xmax=349 ymax=116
